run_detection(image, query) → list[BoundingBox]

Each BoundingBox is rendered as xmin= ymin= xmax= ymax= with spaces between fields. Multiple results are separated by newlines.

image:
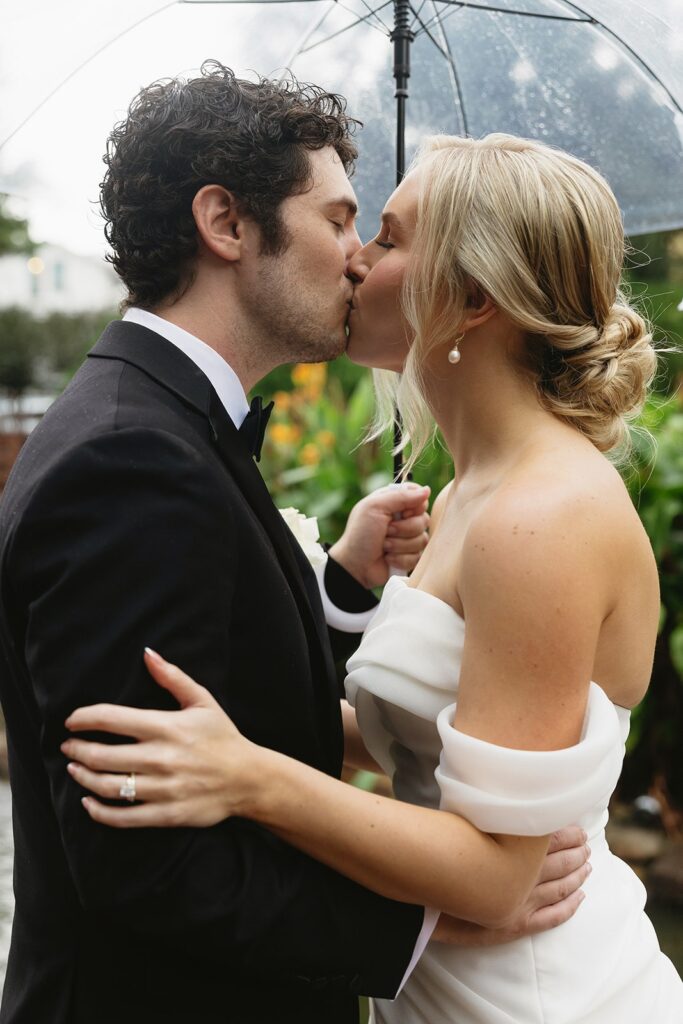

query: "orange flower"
xmin=273 ymin=390 xmax=292 ymax=412
xmin=300 ymin=443 xmax=320 ymax=465
xmin=316 ymin=430 xmax=336 ymax=449
xmin=270 ymin=423 xmax=302 ymax=445
xmin=292 ymin=363 xmax=327 ymax=393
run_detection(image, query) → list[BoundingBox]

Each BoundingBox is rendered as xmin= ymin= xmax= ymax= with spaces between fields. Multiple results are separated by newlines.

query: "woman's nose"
xmin=347 ymin=242 xmax=372 ymax=284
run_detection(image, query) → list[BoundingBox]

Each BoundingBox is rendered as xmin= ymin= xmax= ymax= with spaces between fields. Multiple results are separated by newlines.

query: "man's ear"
xmin=192 ymin=185 xmax=245 ymax=262
xmin=461 ymin=280 xmax=498 ymax=331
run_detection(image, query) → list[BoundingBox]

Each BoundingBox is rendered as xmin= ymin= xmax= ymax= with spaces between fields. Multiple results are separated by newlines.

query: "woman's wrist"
xmin=235 ymin=742 xmax=292 ymax=823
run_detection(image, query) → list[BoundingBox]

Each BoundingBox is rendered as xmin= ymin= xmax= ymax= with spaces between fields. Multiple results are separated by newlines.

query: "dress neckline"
xmin=391 ymin=575 xmax=465 ymax=625
xmin=387 ymin=576 xmax=631 ymax=717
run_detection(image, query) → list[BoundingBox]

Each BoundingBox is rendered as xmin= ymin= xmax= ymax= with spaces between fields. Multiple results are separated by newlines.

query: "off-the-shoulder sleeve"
xmin=434 ymin=683 xmax=628 ymax=835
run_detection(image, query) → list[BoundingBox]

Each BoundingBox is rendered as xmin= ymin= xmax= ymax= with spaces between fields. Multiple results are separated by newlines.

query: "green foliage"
xmin=257 ymin=359 xmax=452 ymax=541
xmin=39 ymin=309 xmax=116 ymax=383
xmin=0 ymin=308 xmax=117 ymax=400
xmin=0 ymin=307 xmax=41 ymax=395
xmin=621 ymin=396 xmax=683 ymax=807
xmin=0 ymin=195 xmax=34 ymax=257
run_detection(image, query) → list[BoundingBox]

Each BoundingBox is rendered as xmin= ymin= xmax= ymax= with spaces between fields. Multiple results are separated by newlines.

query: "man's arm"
xmin=11 ymin=426 xmax=422 ymax=994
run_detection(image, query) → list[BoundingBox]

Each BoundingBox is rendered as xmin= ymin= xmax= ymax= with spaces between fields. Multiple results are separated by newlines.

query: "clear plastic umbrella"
xmin=180 ymin=0 xmax=683 ymax=475
xmin=3 ymin=0 xmax=682 ymax=474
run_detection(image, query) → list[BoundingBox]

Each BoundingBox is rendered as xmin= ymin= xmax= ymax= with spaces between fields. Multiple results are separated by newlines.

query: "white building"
xmin=0 ymin=243 xmax=123 ymax=315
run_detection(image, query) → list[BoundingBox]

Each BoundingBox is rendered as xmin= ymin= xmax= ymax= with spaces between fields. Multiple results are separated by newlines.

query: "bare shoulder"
xmin=459 ymin=449 xmax=653 ymax=626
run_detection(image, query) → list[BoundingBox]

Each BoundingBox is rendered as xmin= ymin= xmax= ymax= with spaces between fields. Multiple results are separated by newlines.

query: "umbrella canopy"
xmin=3 ymin=0 xmax=682 ymax=244
xmin=1 ymin=0 xmax=682 ymax=476
xmin=181 ymin=0 xmax=683 ymax=238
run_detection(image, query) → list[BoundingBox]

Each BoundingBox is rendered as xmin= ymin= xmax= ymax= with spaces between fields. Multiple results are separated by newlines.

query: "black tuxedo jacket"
xmin=0 ymin=320 xmax=422 ymax=1024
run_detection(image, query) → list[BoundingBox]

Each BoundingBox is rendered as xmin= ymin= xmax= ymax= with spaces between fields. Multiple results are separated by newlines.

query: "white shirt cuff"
xmin=313 ymin=557 xmax=378 ymax=634
xmin=395 ymin=907 xmax=439 ymax=995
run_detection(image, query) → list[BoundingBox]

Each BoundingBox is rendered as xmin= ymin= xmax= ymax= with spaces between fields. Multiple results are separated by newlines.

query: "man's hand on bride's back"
xmin=432 ymin=827 xmax=591 ymax=946
xmin=329 ymin=482 xmax=431 ymax=588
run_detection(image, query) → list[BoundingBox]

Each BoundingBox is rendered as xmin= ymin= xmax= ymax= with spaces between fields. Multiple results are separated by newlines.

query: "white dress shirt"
xmin=123 ymin=307 xmax=436 ymax=994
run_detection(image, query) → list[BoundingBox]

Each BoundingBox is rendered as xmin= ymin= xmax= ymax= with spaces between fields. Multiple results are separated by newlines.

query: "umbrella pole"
xmin=391 ymin=0 xmax=414 ymax=481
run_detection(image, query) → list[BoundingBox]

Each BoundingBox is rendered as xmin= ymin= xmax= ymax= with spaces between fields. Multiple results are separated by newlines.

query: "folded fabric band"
xmin=435 ymin=683 xmax=628 ymax=836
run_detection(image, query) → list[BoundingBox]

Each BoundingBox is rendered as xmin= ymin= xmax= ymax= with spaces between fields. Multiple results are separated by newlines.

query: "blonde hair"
xmin=372 ymin=134 xmax=657 ymax=476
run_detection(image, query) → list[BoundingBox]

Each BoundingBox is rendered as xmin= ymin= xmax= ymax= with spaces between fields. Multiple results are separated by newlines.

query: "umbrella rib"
xmin=431 ymin=1 xmax=589 ymax=22
xmin=409 ymin=0 xmax=430 ymax=32
xmin=427 ymin=1 xmax=469 ymax=135
xmin=417 ymin=1 xmax=465 ymax=36
xmin=409 ymin=2 xmax=469 ymax=134
xmin=297 ymin=0 xmax=394 ymax=52
xmin=554 ymin=0 xmax=683 ymax=116
xmin=354 ymin=0 xmax=394 ymax=33
xmin=282 ymin=0 xmax=338 ymax=69
xmin=0 ymin=0 xmax=180 ymax=153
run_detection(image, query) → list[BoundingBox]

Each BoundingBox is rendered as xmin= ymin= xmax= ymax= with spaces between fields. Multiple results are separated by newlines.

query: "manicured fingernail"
xmin=581 ymin=830 xmax=588 ymax=841
xmin=585 ymin=844 xmax=591 ymax=856
xmin=144 ymin=647 xmax=162 ymax=663
xmin=67 ymin=762 xmax=76 ymax=774
xmin=586 ymin=863 xmax=592 ymax=874
xmin=578 ymin=891 xmax=585 ymax=903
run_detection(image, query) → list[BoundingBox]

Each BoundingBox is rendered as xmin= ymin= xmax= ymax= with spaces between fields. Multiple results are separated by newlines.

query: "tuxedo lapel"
xmin=88 ymin=320 xmax=325 ymax=662
xmin=206 ymin=390 xmax=327 ymax=649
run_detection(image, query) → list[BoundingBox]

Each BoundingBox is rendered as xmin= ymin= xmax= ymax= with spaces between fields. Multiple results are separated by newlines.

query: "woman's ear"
xmin=462 ymin=280 xmax=498 ymax=331
xmin=192 ymin=185 xmax=244 ymax=262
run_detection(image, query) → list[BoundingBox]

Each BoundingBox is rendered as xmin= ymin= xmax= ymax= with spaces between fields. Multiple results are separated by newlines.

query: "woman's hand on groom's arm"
xmin=431 ymin=826 xmax=591 ymax=946
xmin=329 ymin=482 xmax=431 ymax=588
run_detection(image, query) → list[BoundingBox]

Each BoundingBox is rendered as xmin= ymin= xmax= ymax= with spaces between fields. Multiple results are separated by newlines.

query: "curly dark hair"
xmin=99 ymin=60 xmax=360 ymax=310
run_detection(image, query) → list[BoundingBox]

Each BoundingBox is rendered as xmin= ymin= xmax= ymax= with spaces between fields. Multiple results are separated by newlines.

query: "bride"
xmin=62 ymin=133 xmax=682 ymax=1021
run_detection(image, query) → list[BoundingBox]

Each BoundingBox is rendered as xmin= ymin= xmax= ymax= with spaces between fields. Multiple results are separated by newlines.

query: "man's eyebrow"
xmin=326 ymin=197 xmax=359 ymax=217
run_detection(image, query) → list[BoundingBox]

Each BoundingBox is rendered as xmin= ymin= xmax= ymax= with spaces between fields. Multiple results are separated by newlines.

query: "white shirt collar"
xmin=122 ymin=308 xmax=251 ymax=428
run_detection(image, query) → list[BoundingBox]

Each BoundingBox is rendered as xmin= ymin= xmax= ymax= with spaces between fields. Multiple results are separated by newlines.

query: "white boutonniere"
xmin=279 ymin=507 xmax=327 ymax=568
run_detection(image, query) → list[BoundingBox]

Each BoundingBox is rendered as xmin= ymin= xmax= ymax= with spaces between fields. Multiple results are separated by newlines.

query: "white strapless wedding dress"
xmin=345 ymin=576 xmax=683 ymax=1024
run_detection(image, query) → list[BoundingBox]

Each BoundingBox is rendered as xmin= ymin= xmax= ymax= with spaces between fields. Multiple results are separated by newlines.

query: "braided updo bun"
xmin=384 ymin=133 xmax=657 ymax=472
xmin=528 ymin=296 xmax=655 ymax=452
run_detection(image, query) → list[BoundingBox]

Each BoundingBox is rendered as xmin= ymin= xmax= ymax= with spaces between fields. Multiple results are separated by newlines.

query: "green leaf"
xmin=670 ymin=624 xmax=683 ymax=680
xmin=278 ymin=465 xmax=318 ymax=486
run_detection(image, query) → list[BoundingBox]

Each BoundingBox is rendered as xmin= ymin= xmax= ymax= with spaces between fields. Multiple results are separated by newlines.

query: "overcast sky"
xmin=0 ymin=0 xmax=387 ymax=257
xmin=2 ymin=0 xmax=682 ymax=260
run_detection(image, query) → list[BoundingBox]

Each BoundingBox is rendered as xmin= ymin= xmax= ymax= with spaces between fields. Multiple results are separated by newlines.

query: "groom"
xmin=0 ymin=62 xmax=585 ymax=1024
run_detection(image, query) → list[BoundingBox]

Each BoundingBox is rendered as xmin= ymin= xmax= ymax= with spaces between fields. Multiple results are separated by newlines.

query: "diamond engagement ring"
xmin=119 ymin=773 xmax=136 ymax=803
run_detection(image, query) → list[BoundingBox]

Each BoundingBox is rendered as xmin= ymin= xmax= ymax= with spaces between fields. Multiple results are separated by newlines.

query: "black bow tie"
xmin=238 ymin=395 xmax=274 ymax=462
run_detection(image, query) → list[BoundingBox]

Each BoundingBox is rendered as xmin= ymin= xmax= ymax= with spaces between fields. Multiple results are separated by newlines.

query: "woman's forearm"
xmin=247 ymin=744 xmax=549 ymax=928
xmin=341 ymin=699 xmax=382 ymax=772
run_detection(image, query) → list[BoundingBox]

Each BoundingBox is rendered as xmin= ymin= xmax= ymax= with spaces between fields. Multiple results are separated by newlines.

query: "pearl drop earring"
xmin=448 ymin=334 xmax=463 ymax=364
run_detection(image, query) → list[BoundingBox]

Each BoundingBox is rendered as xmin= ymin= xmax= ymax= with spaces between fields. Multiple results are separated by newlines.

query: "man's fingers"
xmin=525 ymin=889 xmax=586 ymax=935
xmin=539 ymin=842 xmax=590 ymax=883
xmin=384 ymin=534 xmax=429 ymax=557
xmin=387 ymin=512 xmax=430 ymax=539
xmin=386 ymin=553 xmax=421 ymax=573
xmin=532 ymin=862 xmax=591 ymax=909
xmin=547 ymin=827 xmax=587 ymax=854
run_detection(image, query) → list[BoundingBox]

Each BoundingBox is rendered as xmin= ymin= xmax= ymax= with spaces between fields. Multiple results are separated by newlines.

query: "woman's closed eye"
xmin=375 ymin=238 xmax=395 ymax=250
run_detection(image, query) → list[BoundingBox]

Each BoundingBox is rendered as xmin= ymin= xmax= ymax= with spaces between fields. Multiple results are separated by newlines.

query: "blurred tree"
xmin=620 ymin=397 xmax=683 ymax=827
xmin=39 ymin=309 xmax=117 ymax=384
xmin=0 ymin=308 xmax=41 ymax=426
xmin=0 ymin=194 xmax=34 ymax=257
